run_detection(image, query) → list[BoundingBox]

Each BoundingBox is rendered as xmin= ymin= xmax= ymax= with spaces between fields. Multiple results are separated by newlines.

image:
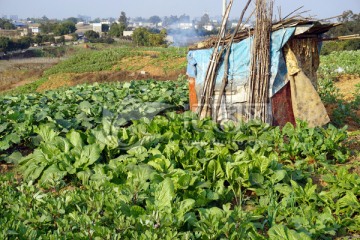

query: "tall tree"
xmin=91 ymin=18 xmax=101 ymax=23
xmin=179 ymin=14 xmax=190 ymax=23
xmin=41 ymin=15 xmax=49 ymax=22
xmin=84 ymin=30 xmax=100 ymax=39
xmin=66 ymin=17 xmax=79 ymax=24
xmin=109 ymin=23 xmax=125 ymax=37
xmin=321 ymin=10 xmax=360 ymax=54
xmin=163 ymin=15 xmax=179 ymax=27
xmin=0 ymin=19 xmax=16 ymax=30
xmin=149 ymin=15 xmax=162 ymax=25
xmin=118 ymin=11 xmax=128 ymax=27
xmin=132 ymin=27 xmax=149 ymax=46
xmin=0 ymin=37 xmax=10 ymax=52
xmin=198 ymin=13 xmax=210 ymax=29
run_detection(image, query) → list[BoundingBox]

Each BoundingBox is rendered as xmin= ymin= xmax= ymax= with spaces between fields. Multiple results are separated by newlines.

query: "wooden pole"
xmin=246 ymin=0 xmax=273 ymax=123
xmin=197 ymin=0 xmax=234 ymax=119
xmin=214 ymin=0 xmax=253 ymax=120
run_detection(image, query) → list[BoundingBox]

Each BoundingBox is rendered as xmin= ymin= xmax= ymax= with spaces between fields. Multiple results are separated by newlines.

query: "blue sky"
xmin=0 ymin=0 xmax=359 ymax=20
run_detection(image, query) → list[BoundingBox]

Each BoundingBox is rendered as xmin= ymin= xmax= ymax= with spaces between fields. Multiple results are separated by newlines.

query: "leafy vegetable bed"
xmin=318 ymin=50 xmax=360 ymax=80
xmin=0 ymin=80 xmax=359 ymax=239
xmin=0 ymin=80 xmax=188 ymax=157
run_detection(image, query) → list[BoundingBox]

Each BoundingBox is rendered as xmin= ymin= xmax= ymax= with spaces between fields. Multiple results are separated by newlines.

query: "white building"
xmin=231 ymin=22 xmax=251 ymax=29
xmin=203 ymin=25 xmax=214 ymax=31
xmin=123 ymin=30 xmax=133 ymax=37
xmin=93 ymin=22 xmax=110 ymax=33
xmin=92 ymin=23 xmax=102 ymax=33
xmin=29 ymin=26 xmax=40 ymax=34
xmin=179 ymin=22 xmax=193 ymax=30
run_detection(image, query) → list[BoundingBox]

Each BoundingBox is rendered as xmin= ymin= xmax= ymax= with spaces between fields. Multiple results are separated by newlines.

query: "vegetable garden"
xmin=0 ymin=50 xmax=359 ymax=239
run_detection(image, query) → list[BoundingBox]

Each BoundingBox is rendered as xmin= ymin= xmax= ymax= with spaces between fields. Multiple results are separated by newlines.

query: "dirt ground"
xmin=325 ymin=75 xmax=360 ymax=131
xmin=0 ymin=55 xmax=186 ymax=93
xmin=36 ymin=69 xmax=185 ymax=91
xmin=331 ymin=75 xmax=360 ymax=162
xmin=0 ymin=58 xmax=60 ymax=91
xmin=334 ymin=75 xmax=360 ymax=101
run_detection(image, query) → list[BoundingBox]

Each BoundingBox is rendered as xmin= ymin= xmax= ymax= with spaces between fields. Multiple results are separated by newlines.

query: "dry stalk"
xmin=214 ymin=0 xmax=253 ymax=120
xmin=246 ymin=0 xmax=273 ymax=123
xmin=197 ymin=0 xmax=234 ymax=119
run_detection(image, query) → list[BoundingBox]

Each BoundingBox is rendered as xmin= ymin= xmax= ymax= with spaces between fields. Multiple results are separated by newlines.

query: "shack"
xmin=186 ymin=18 xmax=339 ymax=127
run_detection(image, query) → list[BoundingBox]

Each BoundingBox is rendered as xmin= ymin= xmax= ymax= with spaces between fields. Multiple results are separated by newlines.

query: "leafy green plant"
xmin=1 ymin=76 xmax=359 ymax=238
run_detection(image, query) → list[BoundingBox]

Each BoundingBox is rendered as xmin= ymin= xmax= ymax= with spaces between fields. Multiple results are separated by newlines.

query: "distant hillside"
xmin=1 ymin=45 xmax=188 ymax=94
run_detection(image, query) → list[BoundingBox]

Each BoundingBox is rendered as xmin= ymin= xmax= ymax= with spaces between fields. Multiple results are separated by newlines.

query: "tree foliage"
xmin=91 ymin=18 xmax=101 ymax=23
xmin=55 ymin=21 xmax=77 ymax=35
xmin=0 ymin=36 xmax=32 ymax=53
xmin=0 ymin=37 xmax=10 ymax=52
xmin=149 ymin=15 xmax=162 ymax=25
xmin=132 ymin=27 xmax=167 ymax=47
xmin=84 ymin=30 xmax=100 ymax=40
xmin=40 ymin=21 xmax=76 ymax=36
xmin=118 ymin=11 xmax=128 ymax=27
xmin=0 ymin=18 xmax=16 ymax=30
xmin=321 ymin=10 xmax=360 ymax=54
xmin=179 ymin=14 xmax=190 ymax=23
xmin=108 ymin=23 xmax=126 ymax=37
xmin=66 ymin=17 xmax=79 ymax=24
xmin=163 ymin=15 xmax=179 ymax=27
xmin=198 ymin=13 xmax=210 ymax=29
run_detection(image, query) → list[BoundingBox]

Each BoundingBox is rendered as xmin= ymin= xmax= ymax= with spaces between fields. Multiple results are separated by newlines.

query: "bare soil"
xmin=324 ymin=75 xmax=360 ymax=131
xmin=0 ymin=58 xmax=60 ymax=91
xmin=35 ymin=54 xmax=186 ymax=91
xmin=334 ymin=75 xmax=360 ymax=101
xmin=36 ymin=69 xmax=185 ymax=91
xmin=0 ymin=55 xmax=187 ymax=93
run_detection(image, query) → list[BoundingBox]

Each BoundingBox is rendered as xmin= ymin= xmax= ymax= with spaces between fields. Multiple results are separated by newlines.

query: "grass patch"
xmin=43 ymin=46 xmax=188 ymax=76
xmin=1 ymin=77 xmax=49 ymax=95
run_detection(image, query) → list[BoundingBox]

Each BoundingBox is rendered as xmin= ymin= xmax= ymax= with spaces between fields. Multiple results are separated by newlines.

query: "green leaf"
xmin=77 ymin=169 xmax=92 ymax=185
xmin=56 ymin=118 xmax=73 ymax=129
xmin=206 ymin=160 xmax=216 ymax=181
xmin=177 ymin=174 xmax=192 ymax=189
xmin=74 ymin=144 xmax=101 ymax=168
xmin=35 ymin=124 xmax=58 ymax=143
xmin=4 ymin=151 xmax=23 ymax=164
xmin=250 ymin=173 xmax=264 ymax=186
xmin=0 ymin=123 xmax=8 ymax=133
xmin=66 ymin=130 xmax=84 ymax=148
xmin=268 ymin=224 xmax=311 ymax=240
xmin=154 ymin=178 xmax=175 ymax=210
xmin=175 ymin=198 xmax=195 ymax=220
xmin=270 ymin=170 xmax=287 ymax=184
xmin=130 ymin=205 xmax=146 ymax=217
xmin=336 ymin=191 xmax=360 ymax=212
xmin=0 ymin=139 xmax=10 ymax=151
xmin=79 ymin=101 xmax=92 ymax=115
xmin=38 ymin=164 xmax=67 ymax=185
xmin=127 ymin=146 xmax=148 ymax=162
xmin=23 ymin=163 xmax=46 ymax=182
xmin=274 ymin=184 xmax=293 ymax=196
xmin=7 ymin=133 xmax=21 ymax=144
xmin=259 ymin=156 xmax=271 ymax=174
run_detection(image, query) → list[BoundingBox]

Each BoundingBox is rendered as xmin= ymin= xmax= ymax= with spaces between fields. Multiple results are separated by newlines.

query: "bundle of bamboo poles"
xmin=197 ymin=0 xmax=234 ymax=119
xmin=214 ymin=0 xmax=253 ymax=120
xmin=197 ymin=0 xmax=253 ymax=120
xmin=246 ymin=0 xmax=273 ymax=123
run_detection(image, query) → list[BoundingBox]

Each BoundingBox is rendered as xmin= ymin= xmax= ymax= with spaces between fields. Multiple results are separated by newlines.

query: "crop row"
xmin=0 ymin=80 xmax=188 ymax=160
xmin=1 ymin=110 xmax=358 ymax=239
xmin=43 ymin=47 xmax=187 ymax=76
xmin=1 ymin=78 xmax=359 ymax=238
